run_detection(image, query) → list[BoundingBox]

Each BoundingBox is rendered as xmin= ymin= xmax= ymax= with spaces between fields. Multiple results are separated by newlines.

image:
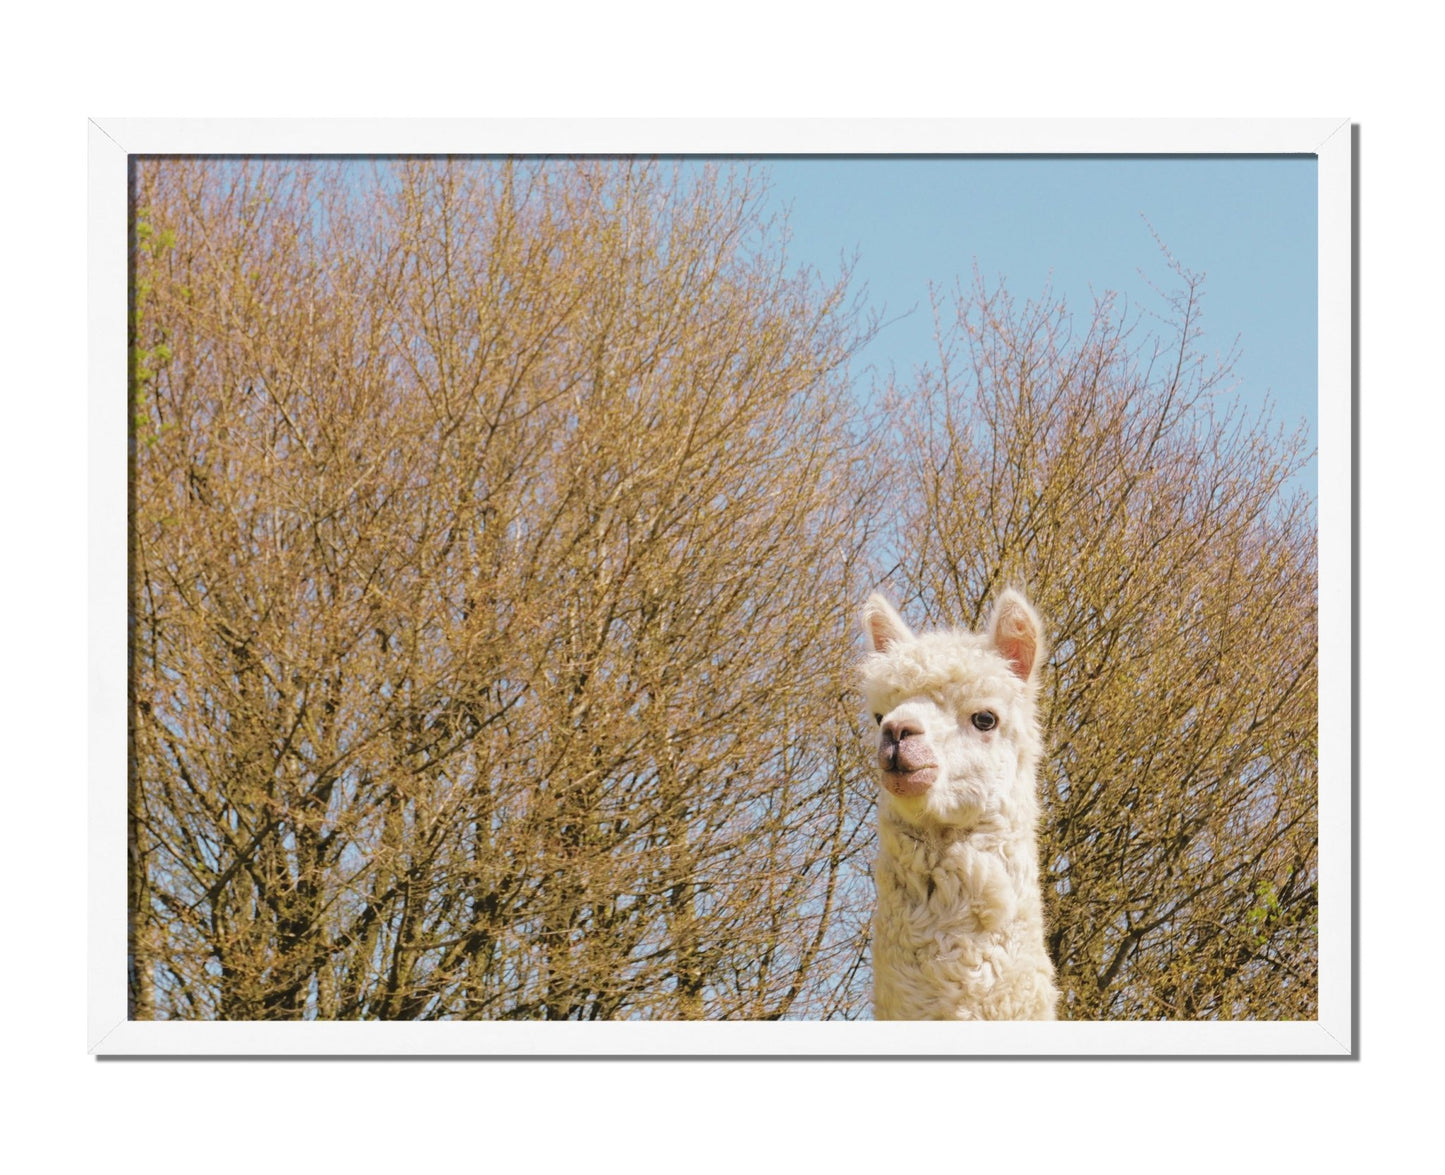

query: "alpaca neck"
xmin=878 ymin=798 xmax=1038 ymax=862
xmin=877 ymin=804 xmax=1043 ymax=911
xmin=872 ymin=799 xmax=1055 ymax=1020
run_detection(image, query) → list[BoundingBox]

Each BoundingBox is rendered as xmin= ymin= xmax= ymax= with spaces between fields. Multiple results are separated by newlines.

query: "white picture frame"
xmin=90 ymin=117 xmax=1352 ymax=1056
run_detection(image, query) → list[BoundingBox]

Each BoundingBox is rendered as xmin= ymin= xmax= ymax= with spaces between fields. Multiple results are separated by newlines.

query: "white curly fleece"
xmin=860 ymin=591 xmax=1059 ymax=1021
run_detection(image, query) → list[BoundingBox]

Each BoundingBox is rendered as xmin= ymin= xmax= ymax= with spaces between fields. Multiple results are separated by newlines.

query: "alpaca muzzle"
xmin=878 ymin=722 xmax=938 ymax=797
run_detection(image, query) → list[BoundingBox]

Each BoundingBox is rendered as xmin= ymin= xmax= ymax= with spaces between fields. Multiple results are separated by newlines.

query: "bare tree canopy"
xmin=130 ymin=158 xmax=1317 ymax=1021
xmin=893 ymin=271 xmax=1318 ymax=1019
xmin=131 ymin=158 xmax=882 ymax=1020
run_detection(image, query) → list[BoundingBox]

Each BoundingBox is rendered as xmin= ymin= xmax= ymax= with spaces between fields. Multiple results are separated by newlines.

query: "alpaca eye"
xmin=971 ymin=711 xmax=997 ymax=732
xmin=873 ymin=713 xmax=883 ymax=726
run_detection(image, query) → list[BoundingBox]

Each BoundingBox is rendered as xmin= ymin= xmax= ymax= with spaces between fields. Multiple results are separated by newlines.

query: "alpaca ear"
xmin=989 ymin=590 xmax=1043 ymax=682
xmin=863 ymin=593 xmax=914 ymax=653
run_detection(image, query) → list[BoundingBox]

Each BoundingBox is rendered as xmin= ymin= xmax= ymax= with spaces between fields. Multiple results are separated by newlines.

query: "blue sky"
xmin=752 ymin=156 xmax=1318 ymax=496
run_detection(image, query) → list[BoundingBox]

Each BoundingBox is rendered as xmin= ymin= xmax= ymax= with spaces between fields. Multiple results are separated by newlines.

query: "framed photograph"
xmin=91 ymin=118 xmax=1352 ymax=1055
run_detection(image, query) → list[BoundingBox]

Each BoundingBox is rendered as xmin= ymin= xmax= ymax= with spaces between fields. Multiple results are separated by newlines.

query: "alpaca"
xmin=860 ymin=590 xmax=1059 ymax=1020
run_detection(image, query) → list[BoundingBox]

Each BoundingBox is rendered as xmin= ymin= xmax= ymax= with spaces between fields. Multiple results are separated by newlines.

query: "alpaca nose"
xmin=880 ymin=717 xmax=921 ymax=746
xmin=877 ymin=714 xmax=938 ymax=784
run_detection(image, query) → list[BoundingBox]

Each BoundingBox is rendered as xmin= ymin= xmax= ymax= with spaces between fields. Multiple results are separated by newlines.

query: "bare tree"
xmin=890 ymin=266 xmax=1318 ymax=1019
xmin=130 ymin=158 xmax=882 ymax=1020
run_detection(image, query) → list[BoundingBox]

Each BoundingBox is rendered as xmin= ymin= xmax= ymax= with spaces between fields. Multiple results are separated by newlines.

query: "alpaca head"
xmin=860 ymin=591 xmax=1045 ymax=829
